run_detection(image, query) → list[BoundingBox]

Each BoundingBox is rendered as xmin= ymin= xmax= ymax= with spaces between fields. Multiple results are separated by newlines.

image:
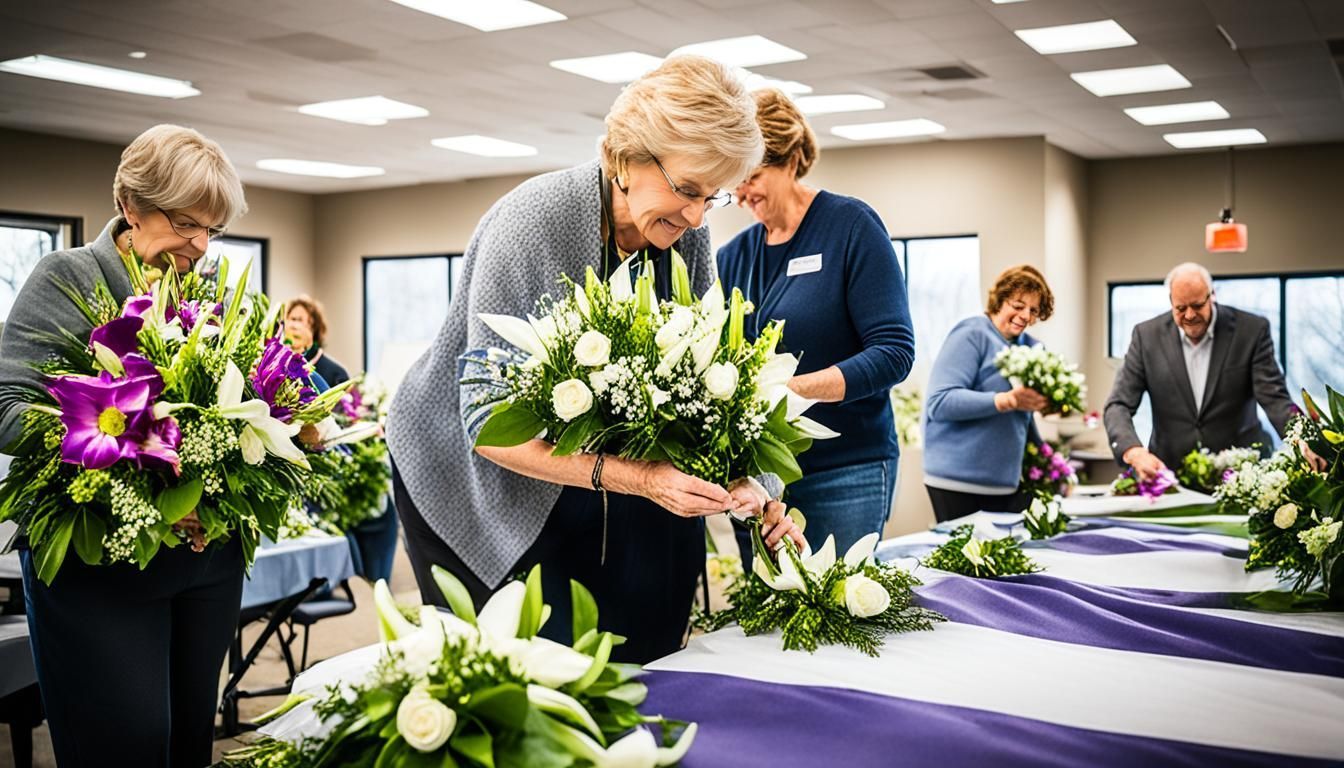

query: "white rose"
xmin=841 ymin=574 xmax=891 ymax=618
xmin=551 ymin=379 xmax=593 ymax=421
xmin=702 ymin=362 xmax=740 ymax=400
xmin=1273 ymin=503 xmax=1298 ymax=529
xmin=655 ymin=306 xmax=695 ymax=351
xmin=397 ymin=688 xmax=456 ymax=752
xmin=573 ymin=330 xmax=611 ymax=367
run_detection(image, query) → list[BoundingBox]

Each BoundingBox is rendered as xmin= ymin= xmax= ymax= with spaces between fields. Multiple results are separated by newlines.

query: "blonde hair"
xmin=113 ymin=124 xmax=248 ymax=227
xmin=754 ymin=88 xmax=818 ymax=178
xmin=986 ymin=264 xmax=1055 ymax=322
xmin=600 ymin=55 xmax=763 ymax=191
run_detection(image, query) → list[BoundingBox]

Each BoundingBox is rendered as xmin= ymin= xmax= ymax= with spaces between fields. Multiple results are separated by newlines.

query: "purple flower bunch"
xmin=1021 ymin=440 xmax=1077 ymax=499
xmin=1111 ymin=467 xmax=1178 ymax=499
xmin=250 ymin=337 xmax=316 ymax=421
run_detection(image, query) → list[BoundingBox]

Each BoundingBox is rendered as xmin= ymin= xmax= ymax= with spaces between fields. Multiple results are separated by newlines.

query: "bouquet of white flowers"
xmin=1177 ymin=445 xmax=1262 ymax=493
xmin=922 ymin=522 xmax=1042 ymax=578
xmin=993 ymin=344 xmax=1086 ymax=415
xmin=1022 ymin=496 xmax=1070 ymax=539
xmin=224 ymin=565 xmax=697 ymax=767
xmin=699 ymin=518 xmax=943 ymax=656
xmin=467 ymin=253 xmax=834 ymax=486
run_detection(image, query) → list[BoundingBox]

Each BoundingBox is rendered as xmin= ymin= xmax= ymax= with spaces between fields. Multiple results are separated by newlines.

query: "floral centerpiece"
xmin=0 ymin=254 xmax=350 ymax=583
xmin=993 ymin=344 xmax=1086 ymax=415
xmin=224 ymin=565 xmax=697 ymax=767
xmin=1110 ymin=467 xmax=1178 ymax=499
xmin=922 ymin=522 xmax=1042 ymax=578
xmin=466 ymin=253 xmax=834 ymax=486
xmin=300 ymin=376 xmax=392 ymax=534
xmin=1177 ymin=445 xmax=1262 ymax=493
xmin=699 ymin=517 xmax=943 ymax=656
xmin=1022 ymin=496 xmax=1070 ymax=540
xmin=1020 ymin=439 xmax=1076 ymax=501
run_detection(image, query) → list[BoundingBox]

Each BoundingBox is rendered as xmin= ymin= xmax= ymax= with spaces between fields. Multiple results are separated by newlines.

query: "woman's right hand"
xmin=995 ymin=386 xmax=1048 ymax=413
xmin=611 ymin=460 xmax=734 ymax=518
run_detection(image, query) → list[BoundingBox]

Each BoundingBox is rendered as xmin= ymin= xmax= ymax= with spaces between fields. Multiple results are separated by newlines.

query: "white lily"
xmin=574 ymin=282 xmax=592 ymax=318
xmin=794 ymin=415 xmax=840 ymax=440
xmin=477 ymin=580 xmax=526 ymax=641
xmin=216 ymin=361 xmax=308 ymax=468
xmin=389 ymin=605 xmax=447 ymax=678
xmin=373 ymin=579 xmax=418 ymax=642
xmin=512 ymin=637 xmax=593 ymax=688
xmin=554 ymin=721 xmax=698 ymax=768
xmin=843 ymin=532 xmax=881 ymax=568
xmin=961 ymin=537 xmax=987 ymax=569
xmin=801 ymin=535 xmax=836 ymax=576
xmin=322 ymin=420 xmax=382 ymax=448
xmin=609 ymin=256 xmax=636 ymax=303
xmin=527 ymin=684 xmax=602 ymax=740
xmin=751 ymin=544 xmax=807 ymax=591
xmin=755 ymin=353 xmax=800 ymax=408
xmin=688 ymin=326 xmax=720 ymax=375
xmin=479 ymin=313 xmax=550 ymax=363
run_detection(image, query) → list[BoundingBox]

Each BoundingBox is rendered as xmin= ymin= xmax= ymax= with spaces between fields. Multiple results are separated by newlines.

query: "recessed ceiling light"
xmin=1015 ymin=20 xmax=1136 ymax=55
xmin=992 ymin=0 xmax=1030 ymax=3
xmin=0 ymin=54 xmax=198 ymax=98
xmin=128 ymin=51 xmax=147 ymax=59
xmin=831 ymin=118 xmax=946 ymax=141
xmin=386 ymin=0 xmax=565 ymax=31
xmin=431 ymin=135 xmax=538 ymax=157
xmin=793 ymin=94 xmax=885 ymax=115
xmin=671 ymin=35 xmax=806 ymax=68
xmin=1070 ymin=64 xmax=1190 ymax=97
xmin=1163 ymin=128 xmax=1266 ymax=149
xmin=298 ymin=96 xmax=429 ymax=126
xmin=256 ymin=159 xmax=385 ymax=178
xmin=550 ymin=51 xmax=664 ymax=83
xmin=1124 ymin=100 xmax=1229 ymax=126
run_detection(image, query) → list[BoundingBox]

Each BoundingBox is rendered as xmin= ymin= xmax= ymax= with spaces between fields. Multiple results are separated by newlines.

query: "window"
xmin=201 ymin=235 xmax=267 ymax=295
xmin=890 ymin=235 xmax=981 ymax=385
xmin=1107 ymin=271 xmax=1344 ymax=446
xmin=0 ymin=211 xmax=80 ymax=321
xmin=363 ymin=254 xmax=462 ymax=388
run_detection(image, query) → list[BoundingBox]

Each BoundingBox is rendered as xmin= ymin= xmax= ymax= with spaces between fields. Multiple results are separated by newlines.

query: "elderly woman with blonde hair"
xmin=388 ymin=56 xmax=801 ymax=663
xmin=718 ymin=89 xmax=915 ymax=555
xmin=0 ymin=124 xmax=248 ymax=767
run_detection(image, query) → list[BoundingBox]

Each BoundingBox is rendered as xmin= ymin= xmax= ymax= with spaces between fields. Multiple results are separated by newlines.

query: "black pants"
xmin=394 ymin=465 xmax=703 ymax=664
xmin=925 ymin=485 xmax=1030 ymax=523
xmin=20 ymin=538 xmax=243 ymax=768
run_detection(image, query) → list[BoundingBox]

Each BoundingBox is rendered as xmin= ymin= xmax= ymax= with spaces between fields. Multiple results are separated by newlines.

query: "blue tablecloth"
xmin=241 ymin=535 xmax=355 ymax=610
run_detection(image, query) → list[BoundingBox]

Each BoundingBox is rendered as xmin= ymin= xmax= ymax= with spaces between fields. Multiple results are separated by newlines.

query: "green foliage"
xmin=921 ymin=525 xmax=1042 ymax=578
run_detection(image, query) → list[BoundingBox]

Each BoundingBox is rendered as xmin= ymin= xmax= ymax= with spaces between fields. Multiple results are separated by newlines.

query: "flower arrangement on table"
xmin=1232 ymin=388 xmax=1343 ymax=607
xmin=993 ymin=344 xmax=1086 ymax=415
xmin=1176 ymin=445 xmax=1262 ymax=493
xmin=1020 ymin=439 xmax=1076 ymax=501
xmin=223 ymin=565 xmax=697 ymax=768
xmin=922 ymin=522 xmax=1042 ymax=578
xmin=1022 ymin=496 xmax=1069 ymax=540
xmin=1110 ymin=467 xmax=1178 ymax=499
xmin=299 ymin=376 xmax=392 ymax=534
xmin=699 ymin=517 xmax=944 ymax=656
xmin=0 ymin=254 xmax=352 ymax=584
xmin=466 ymin=252 xmax=834 ymax=487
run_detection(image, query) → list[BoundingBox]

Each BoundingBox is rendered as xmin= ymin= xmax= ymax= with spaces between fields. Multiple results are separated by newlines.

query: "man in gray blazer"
xmin=1104 ymin=262 xmax=1298 ymax=480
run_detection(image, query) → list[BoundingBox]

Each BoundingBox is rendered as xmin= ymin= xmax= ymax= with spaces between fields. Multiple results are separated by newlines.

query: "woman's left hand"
xmin=726 ymin=477 xmax=770 ymax=518
xmin=761 ymin=500 xmax=807 ymax=551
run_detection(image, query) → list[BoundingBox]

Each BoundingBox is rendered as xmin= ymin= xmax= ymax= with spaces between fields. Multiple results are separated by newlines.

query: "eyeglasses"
xmin=1172 ymin=292 xmax=1212 ymax=315
xmin=650 ymin=155 xmax=732 ymax=211
xmin=158 ymin=208 xmax=226 ymax=241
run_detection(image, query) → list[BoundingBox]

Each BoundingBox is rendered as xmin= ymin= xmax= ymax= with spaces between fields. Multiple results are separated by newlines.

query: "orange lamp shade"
xmin=1206 ymin=220 xmax=1248 ymax=253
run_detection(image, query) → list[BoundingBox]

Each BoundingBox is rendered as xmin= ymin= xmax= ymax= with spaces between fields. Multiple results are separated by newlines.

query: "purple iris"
xmin=338 ymin=386 xmax=363 ymax=421
xmin=251 ymin=337 xmax=315 ymax=421
xmin=175 ymin=300 xmax=221 ymax=334
xmin=122 ymin=294 xmax=155 ymax=320
xmin=47 ymin=375 xmax=156 ymax=470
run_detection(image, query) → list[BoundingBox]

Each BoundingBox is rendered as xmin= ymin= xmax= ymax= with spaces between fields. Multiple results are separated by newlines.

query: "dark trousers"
xmin=925 ymin=485 xmax=1030 ymax=523
xmin=348 ymin=499 xmax=401 ymax=583
xmin=394 ymin=465 xmax=703 ymax=664
xmin=20 ymin=538 xmax=243 ymax=768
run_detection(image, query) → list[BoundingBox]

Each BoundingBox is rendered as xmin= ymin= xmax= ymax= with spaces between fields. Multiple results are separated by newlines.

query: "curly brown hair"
xmin=286 ymin=294 xmax=328 ymax=347
xmin=754 ymin=88 xmax=818 ymax=178
xmin=986 ymin=265 xmax=1054 ymax=322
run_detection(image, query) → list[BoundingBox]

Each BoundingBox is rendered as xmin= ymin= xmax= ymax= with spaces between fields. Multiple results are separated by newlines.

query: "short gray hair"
xmin=1164 ymin=262 xmax=1213 ymax=293
xmin=600 ymin=55 xmax=764 ymax=192
xmin=113 ymin=124 xmax=248 ymax=227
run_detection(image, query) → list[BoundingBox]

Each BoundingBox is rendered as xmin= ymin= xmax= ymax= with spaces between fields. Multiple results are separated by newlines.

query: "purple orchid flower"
xmin=47 ymin=374 xmax=156 ymax=470
xmin=1137 ymin=468 xmax=1177 ymax=500
xmin=135 ymin=415 xmax=182 ymax=474
xmin=121 ymin=294 xmax=155 ymax=320
xmin=251 ymin=337 xmax=316 ymax=421
xmin=338 ymin=386 xmax=363 ymax=422
xmin=89 ymin=316 xmax=144 ymax=358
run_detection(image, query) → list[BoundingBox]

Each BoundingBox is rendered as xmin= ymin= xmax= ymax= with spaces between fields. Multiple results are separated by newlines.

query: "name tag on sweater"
xmin=786 ymin=253 xmax=823 ymax=276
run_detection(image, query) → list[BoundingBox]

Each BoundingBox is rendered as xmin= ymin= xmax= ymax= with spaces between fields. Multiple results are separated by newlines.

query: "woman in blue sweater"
xmin=718 ymin=89 xmax=915 ymax=553
xmin=923 ymin=265 xmax=1055 ymax=522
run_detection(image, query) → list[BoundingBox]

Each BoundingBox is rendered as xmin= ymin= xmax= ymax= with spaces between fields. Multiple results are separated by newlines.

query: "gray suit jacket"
xmin=1104 ymin=305 xmax=1295 ymax=468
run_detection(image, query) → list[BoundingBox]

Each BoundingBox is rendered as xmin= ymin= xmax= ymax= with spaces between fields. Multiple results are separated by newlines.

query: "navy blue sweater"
xmin=717 ymin=191 xmax=915 ymax=473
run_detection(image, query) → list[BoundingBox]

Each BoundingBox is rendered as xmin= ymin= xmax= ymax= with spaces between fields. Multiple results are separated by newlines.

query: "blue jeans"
xmin=737 ymin=457 xmax=898 ymax=563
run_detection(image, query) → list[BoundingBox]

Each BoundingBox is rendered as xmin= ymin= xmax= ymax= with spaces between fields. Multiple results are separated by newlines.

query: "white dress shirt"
xmin=1179 ymin=304 xmax=1217 ymax=411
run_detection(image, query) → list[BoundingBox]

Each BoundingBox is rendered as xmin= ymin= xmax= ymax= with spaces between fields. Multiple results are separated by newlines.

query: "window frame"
xmin=361 ymin=253 xmax=463 ymax=373
xmin=1106 ymin=269 xmax=1344 ymax=366
xmin=209 ymin=234 xmax=270 ymax=295
xmin=0 ymin=210 xmax=83 ymax=247
xmin=890 ymin=233 xmax=980 ymax=281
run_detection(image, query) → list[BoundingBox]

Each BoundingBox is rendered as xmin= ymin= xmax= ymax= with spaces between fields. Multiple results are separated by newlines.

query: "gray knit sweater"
xmin=386 ymin=160 xmax=732 ymax=587
xmin=1 ymin=219 xmax=133 ymax=451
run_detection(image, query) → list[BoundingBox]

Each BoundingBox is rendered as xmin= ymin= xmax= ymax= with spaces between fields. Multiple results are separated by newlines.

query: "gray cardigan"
xmin=1 ymin=219 xmax=133 ymax=451
xmin=386 ymin=160 xmax=720 ymax=588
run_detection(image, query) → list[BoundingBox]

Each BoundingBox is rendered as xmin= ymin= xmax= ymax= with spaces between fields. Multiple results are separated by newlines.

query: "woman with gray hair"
xmin=388 ymin=55 xmax=801 ymax=663
xmin=0 ymin=124 xmax=248 ymax=766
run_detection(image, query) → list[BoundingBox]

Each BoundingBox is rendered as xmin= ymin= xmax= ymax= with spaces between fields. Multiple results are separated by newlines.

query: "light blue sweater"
xmin=923 ymin=315 xmax=1037 ymax=493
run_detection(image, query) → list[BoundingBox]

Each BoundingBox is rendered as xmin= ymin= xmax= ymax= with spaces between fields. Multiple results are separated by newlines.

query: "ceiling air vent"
xmin=916 ymin=64 xmax=984 ymax=81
